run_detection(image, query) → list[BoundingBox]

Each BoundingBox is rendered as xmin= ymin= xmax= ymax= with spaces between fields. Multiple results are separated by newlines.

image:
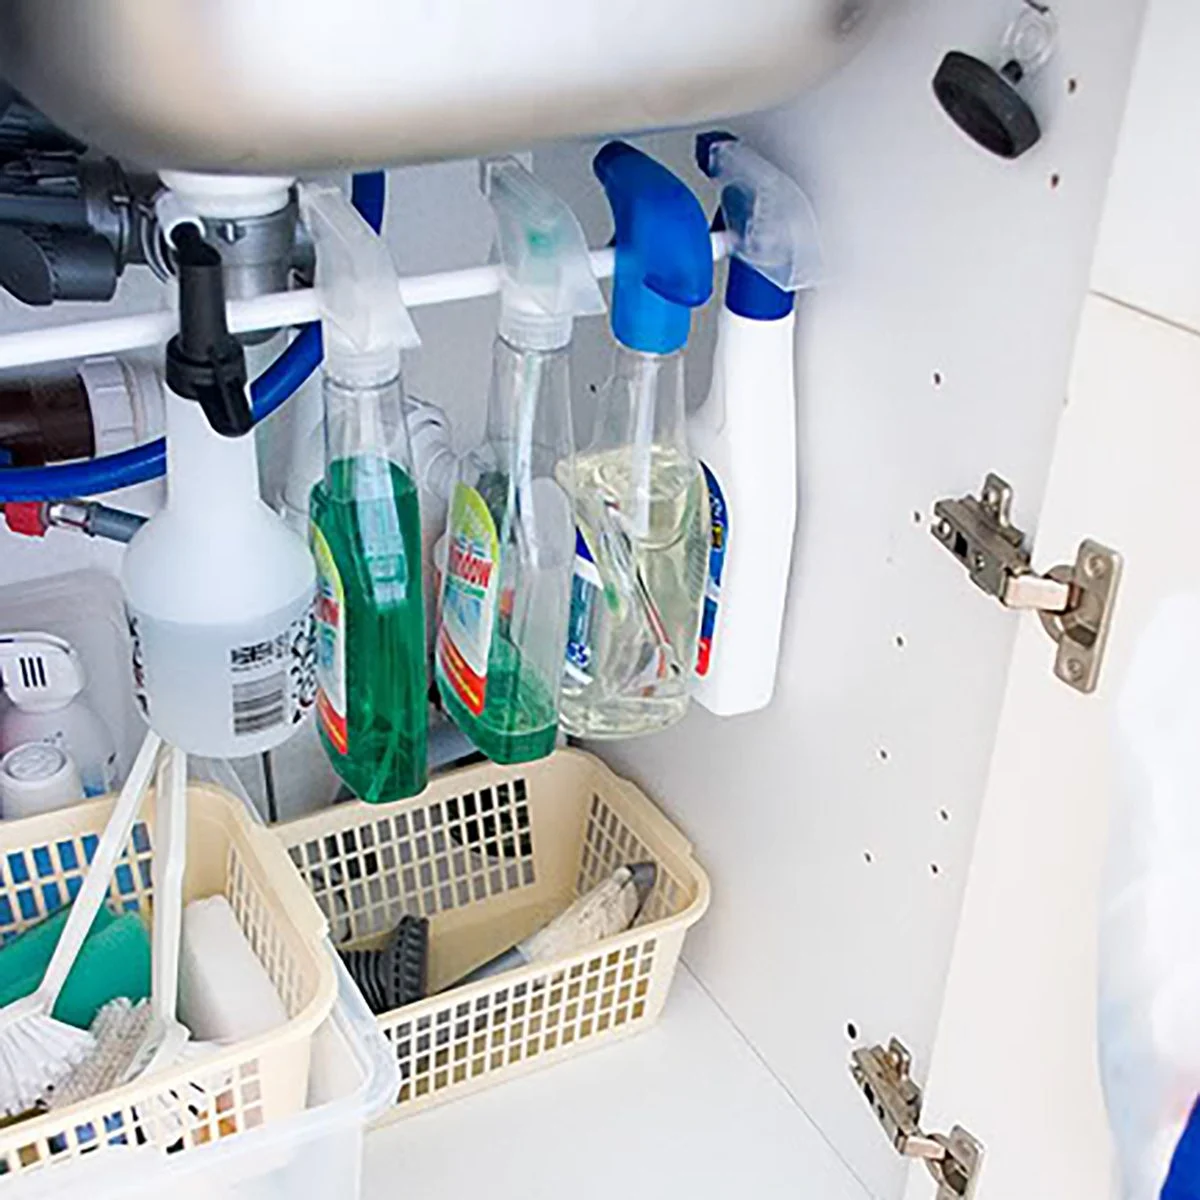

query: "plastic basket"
xmin=0 ymin=783 xmax=336 ymax=1178
xmin=274 ymin=749 xmax=710 ymax=1121
xmin=6 ymin=955 xmax=398 ymax=1200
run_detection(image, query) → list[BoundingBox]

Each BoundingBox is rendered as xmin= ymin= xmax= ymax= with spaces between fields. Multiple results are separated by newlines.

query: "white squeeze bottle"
xmin=689 ymin=133 xmax=822 ymax=716
xmin=122 ymin=224 xmax=316 ymax=757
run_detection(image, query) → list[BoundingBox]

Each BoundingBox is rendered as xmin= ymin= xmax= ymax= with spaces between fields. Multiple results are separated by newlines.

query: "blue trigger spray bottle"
xmin=559 ymin=142 xmax=713 ymax=739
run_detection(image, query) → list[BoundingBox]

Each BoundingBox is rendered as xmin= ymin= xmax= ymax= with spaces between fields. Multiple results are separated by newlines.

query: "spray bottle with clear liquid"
xmin=301 ymin=183 xmax=428 ymax=802
xmin=560 ymin=142 xmax=714 ymax=739
xmin=436 ymin=158 xmax=605 ymax=763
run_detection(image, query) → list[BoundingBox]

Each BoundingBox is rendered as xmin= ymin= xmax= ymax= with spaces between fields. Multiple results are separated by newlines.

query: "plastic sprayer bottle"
xmin=300 ymin=183 xmax=429 ymax=803
xmin=690 ymin=133 xmax=822 ymax=716
xmin=122 ymin=225 xmax=316 ymax=758
xmin=560 ymin=142 xmax=713 ymax=740
xmin=436 ymin=158 xmax=605 ymax=764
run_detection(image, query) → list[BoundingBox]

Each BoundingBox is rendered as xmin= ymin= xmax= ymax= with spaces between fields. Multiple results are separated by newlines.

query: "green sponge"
xmin=0 ymin=905 xmax=151 ymax=1029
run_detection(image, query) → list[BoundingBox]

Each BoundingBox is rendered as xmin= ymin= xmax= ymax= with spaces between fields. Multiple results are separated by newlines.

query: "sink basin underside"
xmin=0 ymin=0 xmax=887 ymax=172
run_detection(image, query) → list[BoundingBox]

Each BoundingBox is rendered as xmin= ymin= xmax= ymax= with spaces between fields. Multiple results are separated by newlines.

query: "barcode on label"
xmin=232 ymin=671 xmax=286 ymax=736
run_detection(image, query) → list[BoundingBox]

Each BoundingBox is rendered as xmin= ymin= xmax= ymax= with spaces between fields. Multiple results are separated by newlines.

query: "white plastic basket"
xmin=0 ymin=783 xmax=336 ymax=1178
xmin=6 ymin=955 xmax=398 ymax=1200
xmin=275 ymin=749 xmax=710 ymax=1121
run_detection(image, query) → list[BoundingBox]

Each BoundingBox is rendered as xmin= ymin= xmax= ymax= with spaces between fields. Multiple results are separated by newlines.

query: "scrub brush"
xmin=0 ymin=729 xmax=162 ymax=1116
xmin=340 ymin=914 xmax=428 ymax=1015
xmin=48 ymin=998 xmax=153 ymax=1111
xmin=451 ymin=862 xmax=657 ymax=988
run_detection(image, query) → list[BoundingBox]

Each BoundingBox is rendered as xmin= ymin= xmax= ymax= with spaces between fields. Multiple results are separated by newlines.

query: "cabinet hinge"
xmin=851 ymin=1039 xmax=982 ymax=1200
xmin=931 ymin=473 xmax=1122 ymax=693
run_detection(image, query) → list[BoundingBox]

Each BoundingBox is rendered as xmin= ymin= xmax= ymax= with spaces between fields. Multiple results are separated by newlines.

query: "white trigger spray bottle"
xmin=122 ymin=221 xmax=316 ymax=757
xmin=689 ymin=133 xmax=822 ymax=716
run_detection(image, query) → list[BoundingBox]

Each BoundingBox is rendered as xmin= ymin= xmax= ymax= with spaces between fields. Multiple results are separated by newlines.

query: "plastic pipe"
xmin=0 ymin=238 xmax=729 ymax=374
xmin=0 ymin=172 xmax=385 ymax=502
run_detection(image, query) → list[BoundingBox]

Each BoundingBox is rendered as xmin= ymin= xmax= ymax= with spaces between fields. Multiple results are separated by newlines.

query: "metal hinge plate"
xmin=931 ymin=473 xmax=1122 ymax=693
xmin=851 ymin=1039 xmax=982 ymax=1200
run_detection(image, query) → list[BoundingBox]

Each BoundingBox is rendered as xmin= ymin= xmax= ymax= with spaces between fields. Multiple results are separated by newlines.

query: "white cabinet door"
xmin=901 ymin=294 xmax=1200 ymax=1200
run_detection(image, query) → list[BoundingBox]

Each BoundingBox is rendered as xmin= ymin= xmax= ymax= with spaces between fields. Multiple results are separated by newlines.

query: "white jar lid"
xmin=0 ymin=742 xmax=83 ymax=819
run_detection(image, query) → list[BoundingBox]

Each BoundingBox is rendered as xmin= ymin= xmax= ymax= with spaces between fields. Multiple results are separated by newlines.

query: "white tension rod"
xmin=0 ymin=234 xmax=732 ymax=372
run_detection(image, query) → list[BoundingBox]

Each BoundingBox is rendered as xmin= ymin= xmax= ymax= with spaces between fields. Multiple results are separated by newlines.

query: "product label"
xmin=124 ymin=598 xmax=314 ymax=754
xmin=437 ymin=484 xmax=500 ymax=715
xmin=230 ymin=607 xmax=315 ymax=740
xmin=564 ymin=529 xmax=603 ymax=685
xmin=312 ymin=524 xmax=348 ymax=754
xmin=696 ymin=461 xmax=728 ymax=678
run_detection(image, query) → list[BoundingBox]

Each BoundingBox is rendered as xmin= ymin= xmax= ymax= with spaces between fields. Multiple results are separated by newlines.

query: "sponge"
xmin=0 ymin=906 xmax=151 ymax=1028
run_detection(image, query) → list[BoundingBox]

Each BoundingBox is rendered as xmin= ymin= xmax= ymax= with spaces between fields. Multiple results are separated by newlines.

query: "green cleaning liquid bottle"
xmin=300 ymin=183 xmax=428 ymax=801
xmin=560 ymin=142 xmax=714 ymax=739
xmin=436 ymin=158 xmax=605 ymax=763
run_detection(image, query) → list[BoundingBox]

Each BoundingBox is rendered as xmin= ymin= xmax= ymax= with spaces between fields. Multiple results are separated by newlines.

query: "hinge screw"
xmin=1084 ymin=553 xmax=1108 ymax=580
xmin=1064 ymin=658 xmax=1085 ymax=683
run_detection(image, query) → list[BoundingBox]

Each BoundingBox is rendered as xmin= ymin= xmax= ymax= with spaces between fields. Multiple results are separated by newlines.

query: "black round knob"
xmin=933 ymin=50 xmax=1042 ymax=160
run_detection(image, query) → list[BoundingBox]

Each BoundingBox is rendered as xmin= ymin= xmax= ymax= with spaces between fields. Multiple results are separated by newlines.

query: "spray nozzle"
xmin=593 ymin=142 xmax=713 ymax=355
xmin=481 ymin=157 xmax=605 ymax=352
xmin=166 ymin=223 xmax=252 ymax=437
xmin=696 ymin=132 xmax=822 ymax=318
xmin=299 ymin=181 xmax=419 ymax=385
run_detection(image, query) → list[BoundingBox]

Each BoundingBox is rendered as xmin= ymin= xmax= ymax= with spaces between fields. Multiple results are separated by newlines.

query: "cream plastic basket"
xmin=275 ymin=749 xmax=710 ymax=1121
xmin=0 ymin=783 xmax=336 ymax=1178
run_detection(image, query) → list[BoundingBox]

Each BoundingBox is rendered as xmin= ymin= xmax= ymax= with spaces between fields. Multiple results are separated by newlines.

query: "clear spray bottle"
xmin=436 ymin=158 xmax=604 ymax=763
xmin=301 ymin=183 xmax=428 ymax=802
xmin=560 ymin=142 xmax=714 ymax=739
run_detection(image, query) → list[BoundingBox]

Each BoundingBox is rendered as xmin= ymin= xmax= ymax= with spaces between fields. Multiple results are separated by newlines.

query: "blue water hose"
xmin=0 ymin=172 xmax=386 ymax=502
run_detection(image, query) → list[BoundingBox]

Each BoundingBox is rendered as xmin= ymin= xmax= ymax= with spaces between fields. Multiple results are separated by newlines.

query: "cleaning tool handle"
xmin=151 ymin=744 xmax=187 ymax=1023
xmin=35 ymin=730 xmax=162 ymax=1009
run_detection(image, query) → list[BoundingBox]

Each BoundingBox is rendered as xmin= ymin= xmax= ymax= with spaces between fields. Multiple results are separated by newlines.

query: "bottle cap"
xmin=0 ymin=742 xmax=83 ymax=818
xmin=0 ymin=632 xmax=85 ymax=713
xmin=592 ymin=142 xmax=712 ymax=355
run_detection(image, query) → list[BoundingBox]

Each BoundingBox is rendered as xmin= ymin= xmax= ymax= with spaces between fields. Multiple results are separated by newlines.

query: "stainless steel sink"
xmin=0 ymin=0 xmax=889 ymax=172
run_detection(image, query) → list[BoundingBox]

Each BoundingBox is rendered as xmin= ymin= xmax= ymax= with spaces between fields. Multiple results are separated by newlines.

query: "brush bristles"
xmin=0 ymin=1017 xmax=96 ymax=1116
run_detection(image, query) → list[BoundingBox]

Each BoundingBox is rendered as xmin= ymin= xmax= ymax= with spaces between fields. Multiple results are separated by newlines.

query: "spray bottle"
xmin=560 ymin=142 xmax=713 ymax=740
xmin=436 ymin=158 xmax=604 ymax=763
xmin=122 ymin=224 xmax=316 ymax=758
xmin=690 ymin=133 xmax=822 ymax=716
xmin=300 ymin=183 xmax=428 ymax=802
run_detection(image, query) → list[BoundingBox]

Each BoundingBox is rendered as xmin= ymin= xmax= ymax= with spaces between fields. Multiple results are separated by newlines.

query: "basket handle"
xmin=242 ymin=821 xmax=330 ymax=944
xmin=35 ymin=730 xmax=162 ymax=1009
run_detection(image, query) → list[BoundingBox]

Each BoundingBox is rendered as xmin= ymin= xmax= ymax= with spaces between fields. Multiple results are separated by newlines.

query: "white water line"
xmin=0 ymin=236 xmax=730 ymax=372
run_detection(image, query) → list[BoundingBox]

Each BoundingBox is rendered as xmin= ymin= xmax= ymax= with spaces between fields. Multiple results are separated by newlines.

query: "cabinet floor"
xmin=364 ymin=964 xmax=869 ymax=1200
